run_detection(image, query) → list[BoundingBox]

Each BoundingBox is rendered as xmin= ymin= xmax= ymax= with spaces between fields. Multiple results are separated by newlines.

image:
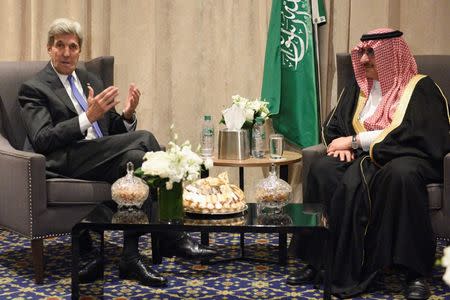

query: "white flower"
xmin=141 ymin=151 xmax=172 ymax=178
xmin=246 ymin=99 xmax=263 ymax=111
xmin=244 ymin=108 xmax=255 ymax=122
xmin=443 ymin=246 xmax=450 ymax=286
xmin=232 ymin=95 xmax=249 ymax=108
xmin=141 ymin=129 xmax=209 ymax=190
xmin=204 ymin=157 xmax=213 ymax=170
xmin=165 ymin=180 xmax=173 ymax=190
xmin=223 ymin=95 xmax=271 ymax=128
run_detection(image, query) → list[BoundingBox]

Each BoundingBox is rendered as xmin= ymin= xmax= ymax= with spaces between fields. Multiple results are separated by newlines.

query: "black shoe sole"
xmin=286 ymin=278 xmax=314 ymax=285
xmin=119 ymin=270 xmax=167 ymax=287
xmin=161 ymin=251 xmax=216 ymax=260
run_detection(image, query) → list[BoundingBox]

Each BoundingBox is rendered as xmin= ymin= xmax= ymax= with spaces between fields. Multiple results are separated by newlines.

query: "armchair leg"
xmin=31 ymin=239 xmax=44 ymax=284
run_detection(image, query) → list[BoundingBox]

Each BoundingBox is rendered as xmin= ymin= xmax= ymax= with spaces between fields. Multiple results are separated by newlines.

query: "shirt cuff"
xmin=122 ymin=112 xmax=137 ymax=131
xmin=358 ymin=130 xmax=383 ymax=151
xmin=78 ymin=113 xmax=91 ymax=134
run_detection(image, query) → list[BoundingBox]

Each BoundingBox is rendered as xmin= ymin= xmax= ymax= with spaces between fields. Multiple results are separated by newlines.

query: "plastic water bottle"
xmin=201 ymin=115 xmax=214 ymax=157
xmin=251 ymin=117 xmax=265 ymax=158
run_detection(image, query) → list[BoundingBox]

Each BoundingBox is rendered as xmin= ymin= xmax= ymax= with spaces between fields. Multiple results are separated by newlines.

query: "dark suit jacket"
xmin=18 ymin=62 xmax=129 ymax=172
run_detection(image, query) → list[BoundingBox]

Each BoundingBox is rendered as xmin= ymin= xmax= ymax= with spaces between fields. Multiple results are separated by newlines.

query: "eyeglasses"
xmin=357 ymin=47 xmax=375 ymax=58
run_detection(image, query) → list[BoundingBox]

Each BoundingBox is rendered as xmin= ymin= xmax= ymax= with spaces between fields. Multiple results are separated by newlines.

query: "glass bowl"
xmin=111 ymin=162 xmax=149 ymax=208
xmin=255 ymin=164 xmax=291 ymax=209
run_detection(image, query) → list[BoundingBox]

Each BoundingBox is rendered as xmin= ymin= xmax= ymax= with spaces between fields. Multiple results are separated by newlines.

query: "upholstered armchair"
xmin=302 ymin=54 xmax=450 ymax=240
xmin=0 ymin=57 xmax=115 ymax=283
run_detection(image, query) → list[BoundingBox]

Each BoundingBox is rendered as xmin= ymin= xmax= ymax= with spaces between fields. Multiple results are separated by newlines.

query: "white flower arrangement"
xmin=221 ymin=95 xmax=271 ymax=129
xmin=135 ymin=125 xmax=212 ymax=190
xmin=443 ymin=246 xmax=450 ymax=286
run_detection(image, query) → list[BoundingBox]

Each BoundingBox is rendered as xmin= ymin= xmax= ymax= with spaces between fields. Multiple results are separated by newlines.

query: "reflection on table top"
xmin=212 ymin=150 xmax=302 ymax=167
xmin=78 ymin=201 xmax=327 ymax=231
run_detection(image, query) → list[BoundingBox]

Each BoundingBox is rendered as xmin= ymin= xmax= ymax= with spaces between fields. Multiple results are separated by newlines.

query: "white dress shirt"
xmin=52 ymin=63 xmax=135 ymax=139
xmin=358 ymin=80 xmax=383 ymax=151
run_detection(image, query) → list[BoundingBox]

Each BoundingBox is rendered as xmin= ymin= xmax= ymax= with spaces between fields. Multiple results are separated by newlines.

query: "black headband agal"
xmin=360 ymin=30 xmax=403 ymax=41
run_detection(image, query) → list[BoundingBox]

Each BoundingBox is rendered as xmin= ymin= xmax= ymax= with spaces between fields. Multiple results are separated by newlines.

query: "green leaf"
xmin=134 ymin=167 xmax=144 ymax=177
xmin=144 ymin=176 xmax=169 ymax=189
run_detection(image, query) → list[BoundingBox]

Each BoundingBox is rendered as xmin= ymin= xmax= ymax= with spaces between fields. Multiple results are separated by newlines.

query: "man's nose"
xmin=62 ymin=46 xmax=70 ymax=56
xmin=360 ymin=54 xmax=369 ymax=64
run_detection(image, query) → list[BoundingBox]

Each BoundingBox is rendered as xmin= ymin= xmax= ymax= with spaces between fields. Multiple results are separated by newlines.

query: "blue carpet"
xmin=0 ymin=229 xmax=449 ymax=299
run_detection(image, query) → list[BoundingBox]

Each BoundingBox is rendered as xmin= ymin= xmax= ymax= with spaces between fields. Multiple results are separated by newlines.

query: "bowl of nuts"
xmin=255 ymin=164 xmax=292 ymax=209
xmin=111 ymin=162 xmax=149 ymax=209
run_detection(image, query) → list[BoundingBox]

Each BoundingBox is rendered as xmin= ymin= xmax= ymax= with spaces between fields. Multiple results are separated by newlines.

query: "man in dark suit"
xmin=18 ymin=18 xmax=216 ymax=287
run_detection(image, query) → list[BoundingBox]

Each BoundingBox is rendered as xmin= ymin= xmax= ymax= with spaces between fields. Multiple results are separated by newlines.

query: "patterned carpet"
xmin=0 ymin=229 xmax=449 ymax=299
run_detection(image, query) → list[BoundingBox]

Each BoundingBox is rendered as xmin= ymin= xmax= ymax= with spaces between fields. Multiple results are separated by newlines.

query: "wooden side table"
xmin=207 ymin=150 xmax=302 ymax=190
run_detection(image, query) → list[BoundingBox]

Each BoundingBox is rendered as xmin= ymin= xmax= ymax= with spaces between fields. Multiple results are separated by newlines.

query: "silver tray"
xmin=184 ymin=205 xmax=248 ymax=216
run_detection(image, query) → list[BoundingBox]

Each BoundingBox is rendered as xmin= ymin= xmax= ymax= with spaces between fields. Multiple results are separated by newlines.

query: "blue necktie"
xmin=67 ymin=75 xmax=103 ymax=138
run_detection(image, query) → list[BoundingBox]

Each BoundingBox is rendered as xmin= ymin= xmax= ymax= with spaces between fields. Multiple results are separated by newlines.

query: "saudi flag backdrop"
xmin=261 ymin=0 xmax=326 ymax=148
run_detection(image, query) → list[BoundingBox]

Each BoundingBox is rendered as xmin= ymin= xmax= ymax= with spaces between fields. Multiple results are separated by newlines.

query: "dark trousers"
xmin=63 ymin=130 xmax=163 ymax=259
xmin=50 ymin=130 xmax=160 ymax=184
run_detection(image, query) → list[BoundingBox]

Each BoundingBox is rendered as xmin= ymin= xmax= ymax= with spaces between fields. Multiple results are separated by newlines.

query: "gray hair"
xmin=47 ymin=18 xmax=83 ymax=48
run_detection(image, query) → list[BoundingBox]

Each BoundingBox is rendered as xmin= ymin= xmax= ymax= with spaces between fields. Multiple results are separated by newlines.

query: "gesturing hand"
xmin=122 ymin=83 xmax=141 ymax=120
xmin=85 ymin=85 xmax=120 ymax=123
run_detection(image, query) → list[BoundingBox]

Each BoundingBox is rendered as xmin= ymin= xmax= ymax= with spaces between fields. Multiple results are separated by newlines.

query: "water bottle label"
xmin=203 ymin=128 xmax=214 ymax=136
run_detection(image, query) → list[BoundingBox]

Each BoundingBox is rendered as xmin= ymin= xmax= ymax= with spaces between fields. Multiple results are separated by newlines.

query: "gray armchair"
xmin=0 ymin=57 xmax=115 ymax=283
xmin=303 ymin=54 xmax=450 ymax=240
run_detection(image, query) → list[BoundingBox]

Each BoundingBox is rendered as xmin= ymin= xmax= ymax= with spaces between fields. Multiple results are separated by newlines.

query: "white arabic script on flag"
xmin=280 ymin=0 xmax=311 ymax=70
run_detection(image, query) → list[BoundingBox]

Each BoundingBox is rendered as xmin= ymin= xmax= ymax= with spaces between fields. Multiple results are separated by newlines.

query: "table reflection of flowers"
xmin=135 ymin=125 xmax=213 ymax=223
xmin=221 ymin=95 xmax=271 ymax=130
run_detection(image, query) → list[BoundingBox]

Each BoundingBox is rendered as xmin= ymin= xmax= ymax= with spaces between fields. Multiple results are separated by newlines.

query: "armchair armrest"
xmin=302 ymin=143 xmax=327 ymax=203
xmin=0 ymin=134 xmax=47 ymax=237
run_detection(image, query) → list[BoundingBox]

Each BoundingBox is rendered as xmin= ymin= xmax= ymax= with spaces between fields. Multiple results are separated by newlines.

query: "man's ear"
xmin=47 ymin=45 xmax=52 ymax=54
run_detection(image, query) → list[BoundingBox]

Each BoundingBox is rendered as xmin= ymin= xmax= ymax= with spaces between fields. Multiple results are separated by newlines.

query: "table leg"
xmin=201 ymin=232 xmax=210 ymax=264
xmin=201 ymin=232 xmax=209 ymax=246
xmin=151 ymin=234 xmax=162 ymax=264
xmin=323 ymin=231 xmax=332 ymax=300
xmin=280 ymin=164 xmax=288 ymax=182
xmin=240 ymin=233 xmax=245 ymax=258
xmin=71 ymin=229 xmax=80 ymax=300
xmin=278 ymin=233 xmax=287 ymax=265
xmin=239 ymin=167 xmax=244 ymax=191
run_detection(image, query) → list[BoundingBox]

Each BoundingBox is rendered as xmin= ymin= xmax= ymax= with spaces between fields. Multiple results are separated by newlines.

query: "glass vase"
xmin=158 ymin=181 xmax=184 ymax=223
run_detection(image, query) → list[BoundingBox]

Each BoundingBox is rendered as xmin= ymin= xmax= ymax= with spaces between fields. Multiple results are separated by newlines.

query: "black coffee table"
xmin=71 ymin=201 xmax=332 ymax=299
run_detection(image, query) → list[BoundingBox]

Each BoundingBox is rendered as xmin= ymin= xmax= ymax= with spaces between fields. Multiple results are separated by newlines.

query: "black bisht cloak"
xmin=294 ymin=75 xmax=450 ymax=298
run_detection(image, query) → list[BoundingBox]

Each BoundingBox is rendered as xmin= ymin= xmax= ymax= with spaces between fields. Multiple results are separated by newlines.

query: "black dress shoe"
xmin=404 ymin=277 xmax=430 ymax=300
xmin=119 ymin=258 xmax=167 ymax=287
xmin=286 ymin=265 xmax=318 ymax=285
xmin=79 ymin=256 xmax=103 ymax=283
xmin=161 ymin=234 xmax=217 ymax=259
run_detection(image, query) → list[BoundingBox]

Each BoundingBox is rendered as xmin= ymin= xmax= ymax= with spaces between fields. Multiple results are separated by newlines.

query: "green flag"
xmin=261 ymin=0 xmax=325 ymax=148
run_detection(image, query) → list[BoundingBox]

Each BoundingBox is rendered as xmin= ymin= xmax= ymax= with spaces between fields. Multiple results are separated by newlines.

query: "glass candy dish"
xmin=112 ymin=209 xmax=149 ymax=224
xmin=255 ymin=163 xmax=292 ymax=210
xmin=111 ymin=162 xmax=149 ymax=209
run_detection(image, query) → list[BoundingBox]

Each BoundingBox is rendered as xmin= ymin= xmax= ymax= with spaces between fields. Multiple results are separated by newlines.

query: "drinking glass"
xmin=269 ymin=134 xmax=284 ymax=159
